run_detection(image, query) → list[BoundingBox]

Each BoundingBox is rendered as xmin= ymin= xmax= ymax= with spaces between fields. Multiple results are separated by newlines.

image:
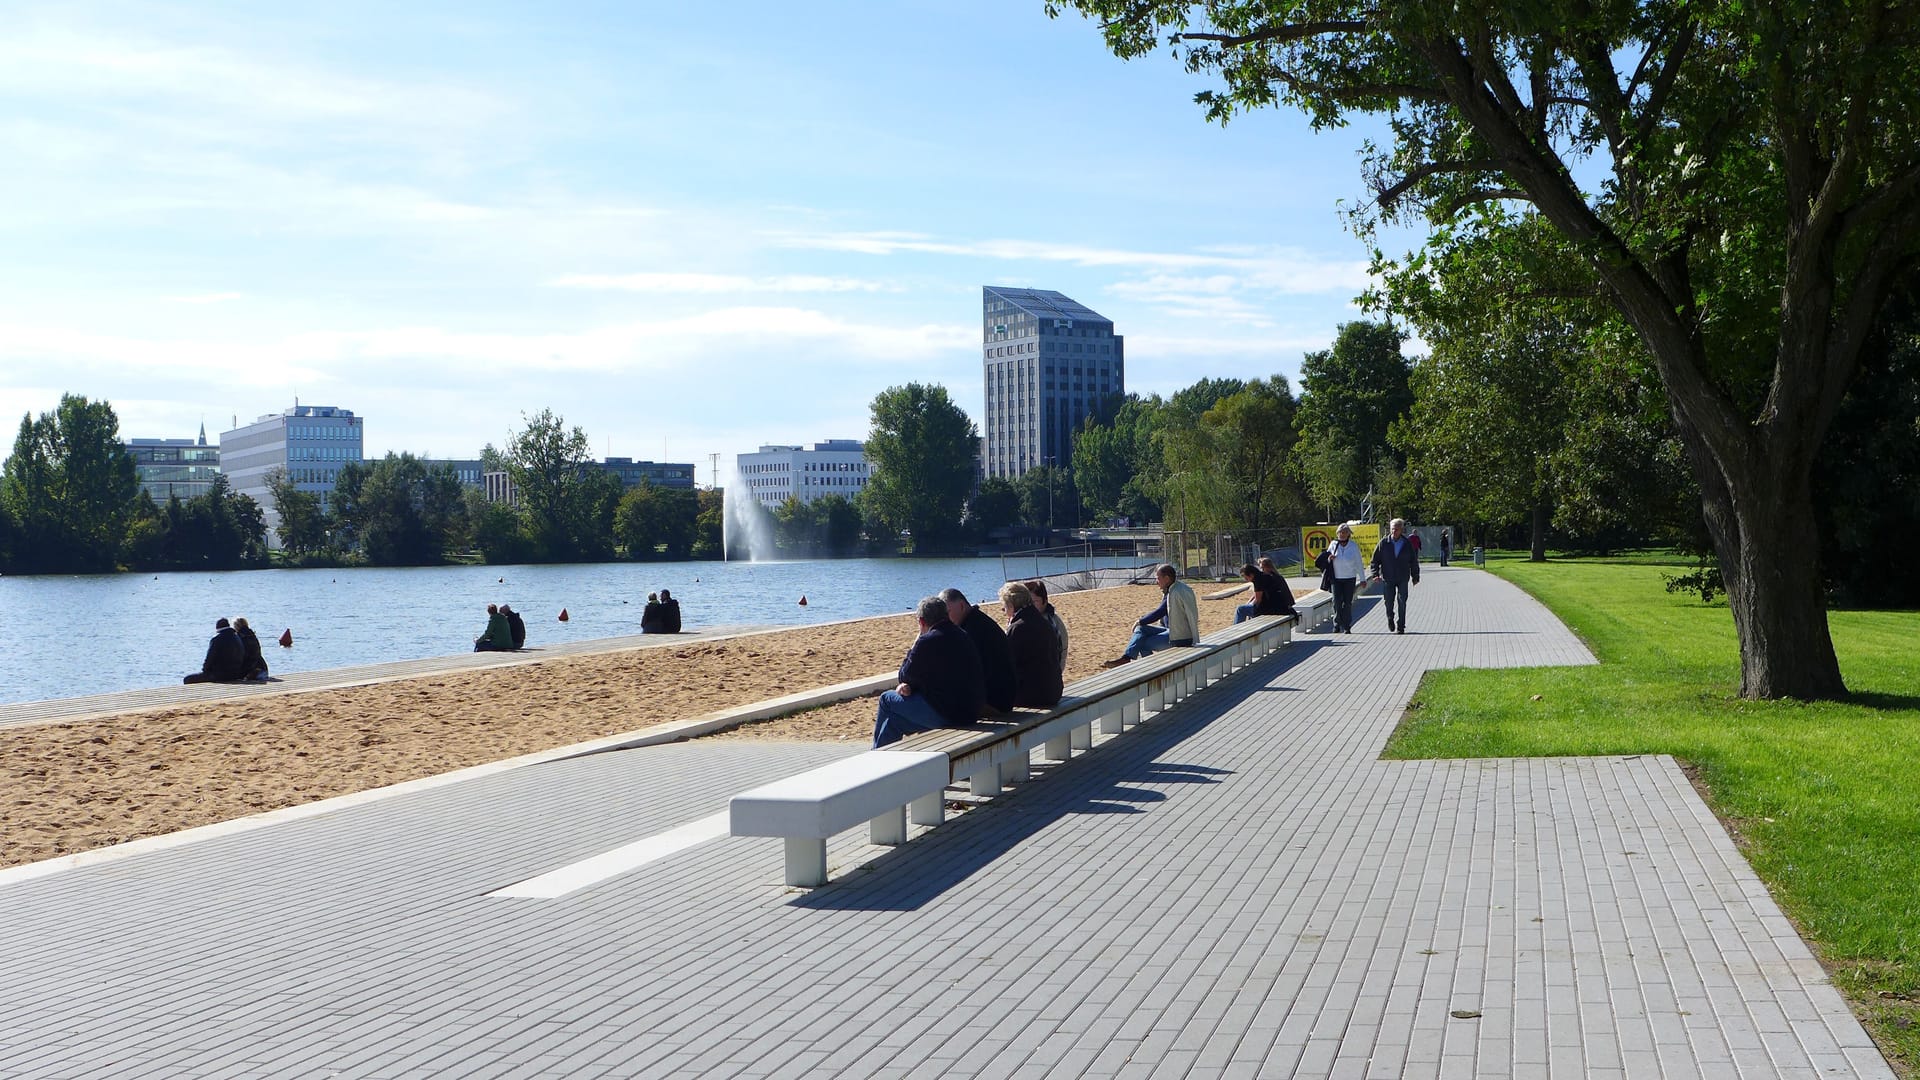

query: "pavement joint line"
xmin=0 ymin=670 xmax=893 ymax=890
xmin=488 ymin=811 xmax=733 ymax=899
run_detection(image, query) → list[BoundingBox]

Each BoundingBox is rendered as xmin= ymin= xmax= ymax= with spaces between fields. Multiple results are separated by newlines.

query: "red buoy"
xmin=798 ymin=595 xmax=808 ymax=606
xmin=278 ymin=628 xmax=293 ymax=648
xmin=558 ymin=608 xmax=569 ymax=622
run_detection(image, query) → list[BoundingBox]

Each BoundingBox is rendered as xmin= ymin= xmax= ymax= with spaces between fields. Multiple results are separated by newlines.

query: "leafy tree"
xmin=616 ymin=481 xmax=700 ymax=560
xmin=814 ymin=493 xmax=863 ymax=554
xmin=327 ymin=460 xmax=368 ymax=553
xmin=692 ymin=488 xmax=724 ymax=559
xmin=1293 ymin=322 xmax=1413 ymax=519
xmin=265 ymin=466 xmax=328 ymax=556
xmin=1056 ymin=0 xmax=1920 ymax=697
xmin=505 ymin=409 xmax=606 ymax=561
xmin=1014 ymin=464 xmax=1072 ymax=530
xmin=966 ymin=476 xmax=1021 ymax=535
xmin=861 ymin=383 xmax=978 ymax=550
xmin=1072 ymin=394 xmax=1169 ymax=525
xmin=1201 ymin=378 xmax=1307 ymax=536
xmin=1 ymin=394 xmax=139 ymax=571
xmin=353 ymin=453 xmax=463 ymax=566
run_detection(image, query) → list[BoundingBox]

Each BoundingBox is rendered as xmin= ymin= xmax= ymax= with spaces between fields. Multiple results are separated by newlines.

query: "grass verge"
xmin=1383 ymin=555 xmax=1920 ymax=1074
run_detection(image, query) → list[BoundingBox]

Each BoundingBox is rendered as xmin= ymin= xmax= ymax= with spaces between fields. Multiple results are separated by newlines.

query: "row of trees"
xmin=1055 ymin=0 xmax=1920 ymax=699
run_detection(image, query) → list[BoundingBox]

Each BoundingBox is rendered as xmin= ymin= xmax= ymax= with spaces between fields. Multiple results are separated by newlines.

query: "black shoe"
xmin=1386 ymin=620 xmax=1396 ymax=633
xmin=1397 ymin=626 xmax=1406 ymax=634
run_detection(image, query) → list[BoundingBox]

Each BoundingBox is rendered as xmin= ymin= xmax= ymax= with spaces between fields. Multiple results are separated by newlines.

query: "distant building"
xmin=125 ymin=424 xmax=221 ymax=502
xmin=736 ymin=440 xmax=870 ymax=507
xmin=421 ymin=458 xmax=486 ymax=488
xmin=981 ymin=286 xmax=1125 ymax=479
xmin=591 ymin=457 xmax=696 ymax=491
xmin=220 ymin=404 xmax=364 ymax=544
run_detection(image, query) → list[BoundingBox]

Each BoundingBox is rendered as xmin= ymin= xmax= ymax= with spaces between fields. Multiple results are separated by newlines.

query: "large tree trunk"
xmin=1529 ymin=500 xmax=1548 ymax=562
xmin=1684 ymin=434 xmax=1847 ymax=700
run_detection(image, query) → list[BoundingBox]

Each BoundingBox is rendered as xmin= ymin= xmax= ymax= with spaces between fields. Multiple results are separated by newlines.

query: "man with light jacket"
xmin=1106 ymin=563 xmax=1199 ymax=665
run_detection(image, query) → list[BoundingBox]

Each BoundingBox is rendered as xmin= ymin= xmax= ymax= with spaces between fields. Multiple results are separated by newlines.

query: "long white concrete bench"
xmin=729 ymin=614 xmax=1297 ymax=886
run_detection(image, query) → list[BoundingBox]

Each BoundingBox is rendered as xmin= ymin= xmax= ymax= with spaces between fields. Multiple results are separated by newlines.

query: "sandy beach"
xmin=1 ymin=582 xmax=1268 ymax=870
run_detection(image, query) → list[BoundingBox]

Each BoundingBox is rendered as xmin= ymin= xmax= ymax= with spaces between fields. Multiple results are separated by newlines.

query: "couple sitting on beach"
xmin=182 ymin=617 xmax=270 ymax=684
xmin=871 ymin=584 xmax=1068 ymax=747
xmin=640 ymin=589 xmax=681 ymax=634
xmin=474 ymin=603 xmax=527 ymax=652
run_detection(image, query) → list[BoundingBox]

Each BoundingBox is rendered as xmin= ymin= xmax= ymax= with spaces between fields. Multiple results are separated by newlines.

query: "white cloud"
xmin=549 ymin=273 xmax=900 ymax=295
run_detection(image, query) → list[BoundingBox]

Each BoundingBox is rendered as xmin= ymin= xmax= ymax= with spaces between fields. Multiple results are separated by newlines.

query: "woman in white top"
xmin=1325 ymin=523 xmax=1366 ymax=633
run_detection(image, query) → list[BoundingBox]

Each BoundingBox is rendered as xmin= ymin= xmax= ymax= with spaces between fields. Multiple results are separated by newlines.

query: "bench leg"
xmin=785 ymin=838 xmax=827 ymax=888
xmin=1122 ymin=700 xmax=1140 ymax=728
xmin=970 ymin=766 xmax=1002 ymax=797
xmin=870 ymin=806 xmax=907 ymax=846
xmin=1146 ymin=685 xmax=1164 ymax=713
xmin=1006 ymin=752 xmax=1031 ymax=784
xmin=1045 ymin=734 xmax=1071 ymax=760
xmin=910 ymin=791 xmax=944 ymax=826
xmin=1071 ymin=723 xmax=1093 ymax=751
xmin=1099 ymin=706 xmax=1123 ymax=735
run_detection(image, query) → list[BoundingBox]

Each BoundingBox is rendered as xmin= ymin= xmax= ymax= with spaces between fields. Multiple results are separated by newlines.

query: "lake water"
xmin=0 ymin=556 xmax=1151 ymax=705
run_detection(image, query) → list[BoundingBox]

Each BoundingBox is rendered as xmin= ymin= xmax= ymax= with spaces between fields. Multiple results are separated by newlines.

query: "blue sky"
xmin=0 ymin=0 xmax=1412 ymax=475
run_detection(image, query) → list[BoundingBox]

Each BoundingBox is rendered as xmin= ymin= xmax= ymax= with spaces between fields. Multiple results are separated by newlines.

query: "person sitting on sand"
xmin=657 ymin=588 xmax=682 ymax=633
xmin=941 ymin=587 xmax=1015 ymax=714
xmin=1000 ymin=582 xmax=1063 ymax=709
xmin=1024 ymin=578 xmax=1068 ymax=674
xmin=872 ymin=595 xmax=985 ymax=747
xmin=233 ymin=617 xmax=270 ymax=681
xmin=1104 ymin=563 xmax=1198 ymax=667
xmin=500 ymin=604 xmax=527 ymax=649
xmin=474 ymin=604 xmax=513 ymax=652
xmin=641 ymin=593 xmax=663 ymax=633
xmin=183 ymin=618 xmax=246 ymax=683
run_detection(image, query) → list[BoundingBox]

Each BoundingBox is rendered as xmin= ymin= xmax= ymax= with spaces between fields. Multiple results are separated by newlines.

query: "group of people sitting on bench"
xmin=871 ymin=581 xmax=1069 ymax=747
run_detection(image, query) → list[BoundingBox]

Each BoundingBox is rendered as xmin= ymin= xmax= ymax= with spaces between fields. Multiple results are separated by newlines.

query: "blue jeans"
xmin=1234 ymin=602 xmax=1257 ymax=624
xmin=1124 ymin=624 xmax=1169 ymax=659
xmin=1382 ymin=579 xmax=1410 ymax=628
xmin=872 ymin=688 xmax=947 ymax=747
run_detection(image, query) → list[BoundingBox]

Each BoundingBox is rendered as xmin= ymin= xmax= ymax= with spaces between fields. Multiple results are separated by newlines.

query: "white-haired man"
xmin=1369 ymin=517 xmax=1421 ymax=633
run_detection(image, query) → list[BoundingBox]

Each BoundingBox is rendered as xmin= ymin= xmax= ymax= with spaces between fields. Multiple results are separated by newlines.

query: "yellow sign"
xmin=1300 ymin=523 xmax=1381 ymax=573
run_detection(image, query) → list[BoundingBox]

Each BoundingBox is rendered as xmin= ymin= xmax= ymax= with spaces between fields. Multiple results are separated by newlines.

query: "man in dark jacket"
xmin=872 ymin=596 xmax=985 ymax=747
xmin=657 ymin=589 xmax=682 ymax=633
xmin=1370 ymin=517 xmax=1422 ymax=633
xmin=500 ymin=604 xmax=527 ymax=649
xmin=999 ymin=582 xmax=1063 ymax=709
xmin=942 ymin=587 xmax=1015 ymax=713
xmin=1234 ymin=562 xmax=1297 ymax=623
xmin=183 ymin=618 xmax=246 ymax=683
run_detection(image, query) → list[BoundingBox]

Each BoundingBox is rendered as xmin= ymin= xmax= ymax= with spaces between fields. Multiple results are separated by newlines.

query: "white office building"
xmin=737 ymin=440 xmax=870 ymax=507
xmin=220 ymin=404 xmax=364 ymax=544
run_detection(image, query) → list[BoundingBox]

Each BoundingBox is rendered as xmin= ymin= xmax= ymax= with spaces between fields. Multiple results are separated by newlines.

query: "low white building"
xmin=220 ymin=404 xmax=364 ymax=545
xmin=737 ymin=440 xmax=870 ymax=507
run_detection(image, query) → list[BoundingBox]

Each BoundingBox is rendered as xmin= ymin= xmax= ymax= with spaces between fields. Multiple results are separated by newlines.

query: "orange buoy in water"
xmin=558 ymin=608 xmax=569 ymax=622
xmin=798 ymin=595 xmax=808 ymax=606
xmin=278 ymin=628 xmax=293 ymax=648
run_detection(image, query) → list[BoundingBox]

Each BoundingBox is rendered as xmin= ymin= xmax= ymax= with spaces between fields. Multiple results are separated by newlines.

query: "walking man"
xmin=1370 ymin=517 xmax=1421 ymax=633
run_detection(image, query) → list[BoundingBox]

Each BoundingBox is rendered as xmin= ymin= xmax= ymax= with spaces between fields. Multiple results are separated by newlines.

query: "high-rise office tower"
xmin=981 ymin=286 xmax=1124 ymax=480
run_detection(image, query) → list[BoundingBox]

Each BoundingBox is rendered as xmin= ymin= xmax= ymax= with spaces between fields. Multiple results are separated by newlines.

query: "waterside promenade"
xmin=0 ymin=569 xmax=1891 ymax=1077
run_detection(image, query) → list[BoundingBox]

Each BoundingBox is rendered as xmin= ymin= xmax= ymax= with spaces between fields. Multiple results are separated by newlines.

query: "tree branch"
xmin=1373 ymin=158 xmax=1503 ymax=210
xmin=1174 ymin=21 xmax=1369 ymax=48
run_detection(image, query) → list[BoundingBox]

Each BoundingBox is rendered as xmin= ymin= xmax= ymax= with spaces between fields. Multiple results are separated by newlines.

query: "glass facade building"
xmin=981 ymin=286 xmax=1124 ymax=479
xmin=125 ymin=429 xmax=222 ymax=502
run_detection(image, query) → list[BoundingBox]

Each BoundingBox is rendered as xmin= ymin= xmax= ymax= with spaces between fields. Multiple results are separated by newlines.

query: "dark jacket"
xmin=898 ymin=617 xmax=984 ymax=726
xmin=201 ymin=627 xmax=246 ymax=681
xmin=957 ymin=604 xmax=1016 ymax=713
xmin=1371 ymin=535 xmax=1422 ymax=586
xmin=658 ymin=598 xmax=681 ymax=633
xmin=1006 ymin=605 xmax=1063 ymax=709
xmin=1250 ymin=569 xmax=1296 ymax=616
xmin=640 ymin=601 xmax=665 ymax=633
xmin=236 ymin=626 xmax=268 ymax=679
xmin=504 ymin=609 xmax=527 ymax=649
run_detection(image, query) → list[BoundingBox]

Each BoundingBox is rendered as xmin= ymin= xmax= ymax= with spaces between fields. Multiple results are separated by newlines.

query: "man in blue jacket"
xmin=872 ymin=595 xmax=986 ymax=747
xmin=1370 ymin=517 xmax=1422 ymax=633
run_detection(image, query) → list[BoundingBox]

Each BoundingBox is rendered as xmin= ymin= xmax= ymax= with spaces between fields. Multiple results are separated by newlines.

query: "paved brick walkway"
xmin=0 ymin=568 xmax=1890 ymax=1077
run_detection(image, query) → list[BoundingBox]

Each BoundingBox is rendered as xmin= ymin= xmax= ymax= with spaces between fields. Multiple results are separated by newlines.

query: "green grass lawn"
xmin=1384 ymin=555 xmax=1920 ymax=1072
